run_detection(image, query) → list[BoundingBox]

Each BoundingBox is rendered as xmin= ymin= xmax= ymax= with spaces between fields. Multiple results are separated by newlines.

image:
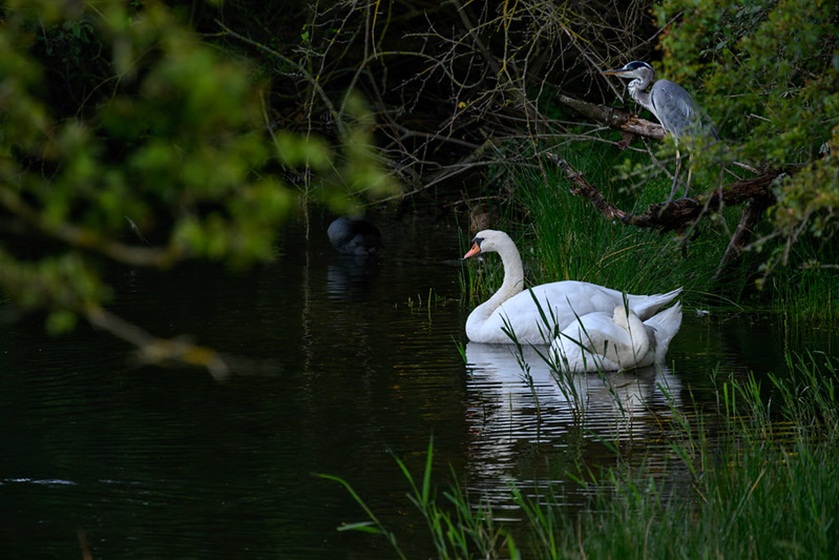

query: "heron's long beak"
xmin=602 ymin=68 xmax=627 ymax=76
xmin=463 ymin=242 xmax=482 ymax=259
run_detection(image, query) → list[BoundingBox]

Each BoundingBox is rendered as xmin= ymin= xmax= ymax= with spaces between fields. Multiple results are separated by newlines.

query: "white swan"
xmin=550 ymin=303 xmax=682 ymax=373
xmin=462 ymin=229 xmax=682 ymax=344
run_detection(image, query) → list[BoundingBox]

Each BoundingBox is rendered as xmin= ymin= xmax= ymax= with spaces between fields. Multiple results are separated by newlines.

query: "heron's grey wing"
xmin=651 ymin=79 xmax=719 ymax=139
xmin=649 ymin=80 xmax=700 ymax=138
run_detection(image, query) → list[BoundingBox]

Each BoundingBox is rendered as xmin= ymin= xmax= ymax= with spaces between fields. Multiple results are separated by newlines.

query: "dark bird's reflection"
xmin=326 ymin=256 xmax=380 ymax=300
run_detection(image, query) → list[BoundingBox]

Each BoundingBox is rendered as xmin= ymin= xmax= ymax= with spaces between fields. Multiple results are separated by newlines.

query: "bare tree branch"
xmin=715 ymin=197 xmax=772 ymax=281
xmin=546 ymin=153 xmax=781 ymax=234
xmin=557 ymin=93 xmax=666 ymax=140
xmin=85 ymin=305 xmax=279 ymax=381
xmin=0 ymin=188 xmax=181 ymax=268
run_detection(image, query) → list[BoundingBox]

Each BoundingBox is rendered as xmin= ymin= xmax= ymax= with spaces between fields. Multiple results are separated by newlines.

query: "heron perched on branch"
xmin=603 ymin=61 xmax=719 ymax=202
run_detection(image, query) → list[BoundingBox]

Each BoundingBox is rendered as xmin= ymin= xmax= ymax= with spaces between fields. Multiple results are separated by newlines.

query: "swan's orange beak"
xmin=463 ymin=242 xmax=482 ymax=259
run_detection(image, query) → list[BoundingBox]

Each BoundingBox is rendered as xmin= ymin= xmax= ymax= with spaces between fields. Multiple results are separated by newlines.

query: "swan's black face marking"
xmin=471 ymin=236 xmax=484 ymax=247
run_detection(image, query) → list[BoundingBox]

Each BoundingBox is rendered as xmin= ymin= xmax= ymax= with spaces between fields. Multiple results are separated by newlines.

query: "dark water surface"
xmin=1 ymin=213 xmax=835 ymax=558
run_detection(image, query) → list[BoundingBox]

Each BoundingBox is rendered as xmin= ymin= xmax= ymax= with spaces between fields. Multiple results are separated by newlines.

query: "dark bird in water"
xmin=327 ymin=216 xmax=383 ymax=256
xmin=603 ymin=61 xmax=719 ymax=202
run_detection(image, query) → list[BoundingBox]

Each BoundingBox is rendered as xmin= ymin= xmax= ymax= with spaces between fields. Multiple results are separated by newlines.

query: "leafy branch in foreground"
xmin=0 ymin=0 xmax=398 ymax=374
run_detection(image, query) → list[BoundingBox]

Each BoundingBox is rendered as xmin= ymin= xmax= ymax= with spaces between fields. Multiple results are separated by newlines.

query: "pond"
xmin=0 ymin=211 xmax=835 ymax=558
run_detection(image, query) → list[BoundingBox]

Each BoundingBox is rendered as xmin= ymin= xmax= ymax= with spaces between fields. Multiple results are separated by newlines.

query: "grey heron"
xmin=603 ymin=61 xmax=719 ymax=202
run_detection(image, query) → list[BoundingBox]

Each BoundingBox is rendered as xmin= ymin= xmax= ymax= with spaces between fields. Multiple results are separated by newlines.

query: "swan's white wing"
xmin=550 ymin=312 xmax=618 ymax=372
xmin=551 ymin=310 xmax=659 ymax=373
xmin=643 ymin=302 xmax=683 ymax=362
xmin=556 ymin=312 xmax=633 ymax=353
xmin=484 ymin=282 xmax=629 ymax=344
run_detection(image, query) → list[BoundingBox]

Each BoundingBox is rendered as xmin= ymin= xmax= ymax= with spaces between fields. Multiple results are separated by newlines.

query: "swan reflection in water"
xmin=464 ymin=342 xmax=682 ymax=498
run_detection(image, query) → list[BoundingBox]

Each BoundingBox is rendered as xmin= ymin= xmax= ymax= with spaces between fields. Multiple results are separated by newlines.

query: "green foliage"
xmin=763 ymin=258 xmax=837 ymax=320
xmin=756 ymin=129 xmax=839 ymax=279
xmin=0 ymin=1 xmax=398 ymax=348
xmin=770 ymin=351 xmax=838 ymax=434
xmin=511 ymin=146 xmax=744 ymax=302
xmin=508 ymin=144 xmax=836 ymax=315
xmin=654 ymin=0 xmax=839 ymax=276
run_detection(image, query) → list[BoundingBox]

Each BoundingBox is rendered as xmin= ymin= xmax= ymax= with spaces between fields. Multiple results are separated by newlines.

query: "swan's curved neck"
xmin=600 ymin=307 xmax=652 ymax=366
xmin=469 ymin=239 xmax=525 ymax=324
xmin=618 ymin=310 xmax=651 ymax=360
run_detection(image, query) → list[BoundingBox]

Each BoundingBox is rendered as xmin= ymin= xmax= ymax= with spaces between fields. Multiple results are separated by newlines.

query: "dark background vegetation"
xmin=0 ymin=0 xmax=836 ymax=366
xmin=196 ymin=0 xmax=660 ymax=197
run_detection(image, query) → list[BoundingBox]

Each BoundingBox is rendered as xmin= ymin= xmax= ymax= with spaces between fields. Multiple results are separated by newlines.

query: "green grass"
xmin=318 ymin=438 xmax=515 ymax=560
xmin=528 ymin=437 xmax=839 ymax=559
xmin=511 ymin=143 xmax=752 ymax=307
xmin=547 ymin=352 xmax=839 ymax=560
xmin=323 ymin=351 xmax=839 ymax=559
xmin=763 ymin=257 xmax=838 ymax=321
xmin=460 ymin=140 xmax=752 ymax=309
xmin=461 ymin=139 xmax=837 ymax=318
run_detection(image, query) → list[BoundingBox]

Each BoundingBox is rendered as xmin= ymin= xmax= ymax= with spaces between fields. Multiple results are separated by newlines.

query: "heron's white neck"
xmin=627 ymin=79 xmax=655 ymax=115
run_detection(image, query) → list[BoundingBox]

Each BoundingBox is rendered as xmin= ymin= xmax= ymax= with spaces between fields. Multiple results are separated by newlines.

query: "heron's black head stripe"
xmin=624 ymin=61 xmax=653 ymax=71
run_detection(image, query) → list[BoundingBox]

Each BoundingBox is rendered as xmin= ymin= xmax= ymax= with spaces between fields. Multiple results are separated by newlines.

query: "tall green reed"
xmin=323 ymin=352 xmax=839 ymax=559
xmin=318 ymin=437 xmax=519 ymax=559
xmin=514 ymin=160 xmax=732 ymax=301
